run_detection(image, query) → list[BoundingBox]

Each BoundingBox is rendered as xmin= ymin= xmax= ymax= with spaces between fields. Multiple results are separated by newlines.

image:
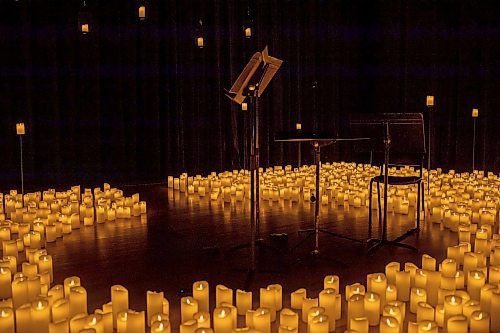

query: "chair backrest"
xmin=350 ymin=113 xmax=426 ymax=165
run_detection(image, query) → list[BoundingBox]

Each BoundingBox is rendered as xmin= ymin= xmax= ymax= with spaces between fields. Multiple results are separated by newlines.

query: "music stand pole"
xmin=249 ymin=89 xmax=257 ymax=271
xmin=313 ymin=142 xmax=320 ymax=254
xmin=472 ymin=117 xmax=477 ymax=171
xmin=427 ymin=105 xmax=432 ymax=195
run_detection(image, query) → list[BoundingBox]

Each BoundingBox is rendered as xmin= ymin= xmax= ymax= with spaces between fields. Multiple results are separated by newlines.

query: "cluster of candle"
xmin=167 ymin=163 xmax=429 ymax=214
xmin=0 ymin=183 xmax=147 ymax=333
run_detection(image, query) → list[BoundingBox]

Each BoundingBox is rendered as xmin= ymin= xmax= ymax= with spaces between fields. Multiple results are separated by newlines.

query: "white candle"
xmin=181 ymin=297 xmax=199 ymax=323
xmin=31 ymin=300 xmax=50 ymax=333
xmin=193 ymin=281 xmax=209 ymax=312
xmin=216 ymin=285 xmax=233 ymax=306
xmin=236 ymin=289 xmax=252 ymax=315
xmin=213 ymin=307 xmax=232 ymax=333
xmin=112 ymin=285 xmax=129 ymax=329
xmin=0 ymin=307 xmax=14 ymax=333
xmin=147 ymin=291 xmax=164 ymax=327
xmin=470 ymin=311 xmax=489 ymax=333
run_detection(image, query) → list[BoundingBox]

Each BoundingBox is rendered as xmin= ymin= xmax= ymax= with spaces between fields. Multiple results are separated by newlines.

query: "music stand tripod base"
xmin=367 ymin=227 xmax=420 ymax=254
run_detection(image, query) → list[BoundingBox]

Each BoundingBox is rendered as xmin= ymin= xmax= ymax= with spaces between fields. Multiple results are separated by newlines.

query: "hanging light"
xmin=241 ymin=102 xmax=248 ymax=111
xmin=243 ymin=4 xmax=253 ymax=38
xmin=78 ymin=1 xmax=92 ymax=34
xmin=138 ymin=0 xmax=147 ymax=21
xmin=196 ymin=19 xmax=204 ymax=48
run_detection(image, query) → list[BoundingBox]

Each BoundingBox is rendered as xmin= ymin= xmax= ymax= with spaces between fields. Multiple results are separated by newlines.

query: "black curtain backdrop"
xmin=0 ymin=0 xmax=499 ymax=189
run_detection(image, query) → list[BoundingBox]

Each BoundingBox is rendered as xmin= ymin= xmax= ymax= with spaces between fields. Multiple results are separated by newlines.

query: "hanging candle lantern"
xmin=196 ymin=19 xmax=204 ymax=48
xmin=138 ymin=0 xmax=147 ymax=21
xmin=78 ymin=1 xmax=92 ymax=35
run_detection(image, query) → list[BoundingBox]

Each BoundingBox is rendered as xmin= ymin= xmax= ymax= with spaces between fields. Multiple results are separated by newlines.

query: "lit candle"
xmin=193 ymin=281 xmax=209 ymax=312
xmin=480 ymin=283 xmax=496 ymax=312
xmin=417 ymin=320 xmax=438 ymax=333
xmin=290 ymin=288 xmax=306 ymax=310
xmin=213 ymin=307 xmax=232 ymax=333
xmin=301 ymin=297 xmax=318 ymax=322
xmin=15 ymin=303 xmax=31 ymax=333
xmin=446 ymin=315 xmax=468 ymax=333
xmin=0 ymin=308 xmax=14 ymax=333
xmin=151 ymin=320 xmax=171 ymax=332
xmin=385 ymin=262 xmax=400 ymax=285
xmin=31 ymin=300 xmax=50 ymax=333
xmin=385 ymin=285 xmax=397 ymax=304
xmin=267 ymin=284 xmax=282 ymax=311
xmin=216 ymin=285 xmax=233 ymax=306
xmin=253 ymin=308 xmax=271 ymax=333
xmin=426 ymin=96 xmax=434 ymax=107
xmin=345 ymin=283 xmax=365 ymax=301
xmin=260 ymin=287 xmax=277 ymax=321
xmin=279 ymin=308 xmax=298 ymax=329
xmin=490 ymin=291 xmax=500 ymax=333
xmin=85 ymin=314 xmax=104 ymax=333
xmin=379 ymin=316 xmax=399 ymax=333
xmin=52 ymin=298 xmax=70 ymax=322
xmin=468 ymin=270 xmax=485 ymax=301
xmin=112 ymin=285 xmax=129 ymax=329
xmin=349 ymin=316 xmax=368 ymax=333
xmin=416 ymin=302 xmax=434 ymax=322
xmin=347 ymin=294 xmax=364 ymax=328
xmin=422 ymin=254 xmax=436 ymax=271
xmin=63 ymin=276 xmax=81 ymax=297
xmin=309 ymin=314 xmax=328 ymax=333
xmin=116 ymin=311 xmax=128 ymax=333
xmin=363 ymin=292 xmax=380 ymax=326
xmin=194 ymin=311 xmax=211 ymax=328
xmin=147 ymin=291 xmax=164 ymax=327
xmin=318 ymin=288 xmax=336 ymax=331
xmin=180 ymin=319 xmax=197 ymax=333
xmin=236 ymin=289 xmax=252 ymax=315
xmin=38 ymin=255 xmax=53 ymax=283
xmin=49 ymin=319 xmax=69 ymax=333
xmin=181 ymin=297 xmax=199 ymax=323
xmin=0 ymin=268 xmax=12 ymax=299
xmin=127 ymin=310 xmax=145 ymax=333
xmin=69 ymin=286 xmax=87 ymax=318
xmin=410 ymin=288 xmax=427 ymax=313
xmin=323 ymin=275 xmax=339 ymax=292
xmin=12 ymin=276 xmax=29 ymax=309
xmin=395 ymin=270 xmax=410 ymax=302
xmin=470 ymin=311 xmax=489 ymax=333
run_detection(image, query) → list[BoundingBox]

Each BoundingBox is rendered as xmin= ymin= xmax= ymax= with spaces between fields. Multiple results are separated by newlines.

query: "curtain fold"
xmin=0 ymin=0 xmax=498 ymax=189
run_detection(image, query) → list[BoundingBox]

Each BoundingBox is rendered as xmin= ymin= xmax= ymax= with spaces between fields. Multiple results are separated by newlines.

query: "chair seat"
xmin=371 ymin=175 xmax=422 ymax=185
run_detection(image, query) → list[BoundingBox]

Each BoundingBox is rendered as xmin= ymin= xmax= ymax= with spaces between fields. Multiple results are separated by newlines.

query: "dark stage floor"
xmin=44 ymin=184 xmax=458 ymax=332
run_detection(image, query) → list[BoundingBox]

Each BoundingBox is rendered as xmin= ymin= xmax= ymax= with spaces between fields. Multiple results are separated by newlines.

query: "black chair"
xmin=351 ymin=113 xmax=426 ymax=253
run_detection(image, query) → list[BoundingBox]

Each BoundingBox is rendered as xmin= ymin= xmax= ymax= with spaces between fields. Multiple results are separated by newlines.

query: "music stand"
xmin=275 ymin=132 xmax=368 ymax=264
xmin=225 ymin=46 xmax=283 ymax=273
xmin=350 ymin=114 xmax=425 ymax=254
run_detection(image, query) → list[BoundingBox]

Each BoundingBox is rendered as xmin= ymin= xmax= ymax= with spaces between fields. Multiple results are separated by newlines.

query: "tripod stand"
xmin=225 ymin=47 xmax=283 ymax=279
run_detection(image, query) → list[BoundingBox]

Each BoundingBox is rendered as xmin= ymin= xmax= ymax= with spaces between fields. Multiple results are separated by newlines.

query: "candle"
xmin=379 ymin=316 xmax=399 ymax=333
xmin=15 ymin=303 xmax=31 ymax=333
xmin=69 ymin=286 xmax=87 ymax=317
xmin=116 ymin=311 xmax=128 ymax=333
xmin=138 ymin=6 xmax=146 ymax=20
xmin=416 ymin=302 xmax=434 ymax=322
xmin=301 ymin=297 xmax=318 ymax=322
xmin=278 ymin=326 xmax=297 ymax=333
xmin=422 ymin=254 xmax=436 ymax=271
xmin=410 ymin=288 xmax=427 ymax=313
xmin=260 ymin=287 xmax=277 ymax=321
xmin=363 ymin=292 xmax=380 ymax=326
xmin=408 ymin=321 xmax=419 ymax=333
xmin=63 ymin=276 xmax=81 ymax=297
xmin=12 ymin=277 xmax=29 ymax=309
xmin=48 ymin=284 xmax=65 ymax=302
xmin=253 ymin=308 xmax=271 ymax=333
xmin=318 ymin=288 xmax=336 ymax=331
xmin=38 ymin=255 xmax=53 ymax=283
xmin=52 ymin=298 xmax=70 ymax=322
xmin=213 ymin=307 xmax=232 ymax=333
xmin=147 ymin=291 xmax=164 ymax=327
xmin=446 ymin=315 xmax=468 ymax=333
xmin=180 ymin=319 xmax=198 ymax=333
xmin=309 ymin=314 xmax=328 ymax=333
xmin=417 ymin=321 xmax=438 ymax=333
xmin=193 ymin=281 xmax=209 ymax=312
xmin=385 ymin=262 xmax=400 ymax=285
xmin=0 ymin=308 xmax=14 ymax=333
xmin=31 ymin=300 xmax=50 ymax=333
xmin=279 ymin=308 xmax=298 ymax=329
xmin=345 ymin=283 xmax=365 ymax=301
xmin=468 ymin=270 xmax=485 ymax=300
xmin=111 ymin=285 xmax=129 ymax=329
xmin=151 ymin=320 xmax=171 ymax=332
xmin=236 ymin=289 xmax=252 ymax=315
xmin=216 ymin=285 xmax=233 ymax=306
xmin=349 ymin=316 xmax=369 ymax=333
xmin=323 ymin=275 xmax=339 ymax=292
xmin=347 ymin=294 xmax=364 ymax=328
xmin=291 ymin=288 xmax=307 ymax=310
xmin=181 ymin=297 xmax=199 ymax=323
xmin=395 ymin=270 xmax=410 ymax=302
xmin=127 ymin=310 xmax=145 ymax=333
xmin=385 ymin=285 xmax=397 ymax=304
xmin=194 ymin=311 xmax=211 ymax=328
xmin=85 ymin=314 xmax=104 ymax=333
xmin=470 ymin=311 xmax=489 ymax=333
xmin=480 ymin=284 xmax=496 ymax=312
xmin=426 ymin=96 xmax=434 ymax=107
xmin=490 ymin=290 xmax=500 ymax=333
xmin=0 ymin=268 xmax=12 ymax=299
xmin=267 ymin=284 xmax=282 ymax=311
xmin=49 ymin=319 xmax=68 ymax=333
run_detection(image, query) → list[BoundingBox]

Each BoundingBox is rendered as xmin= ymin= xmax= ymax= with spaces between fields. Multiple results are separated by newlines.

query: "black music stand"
xmin=225 ymin=46 xmax=283 ymax=274
xmin=275 ymin=132 xmax=367 ymax=264
xmin=350 ymin=114 xmax=425 ymax=254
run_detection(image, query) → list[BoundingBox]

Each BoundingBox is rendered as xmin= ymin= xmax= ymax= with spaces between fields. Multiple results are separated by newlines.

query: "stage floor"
xmin=46 ymin=184 xmax=457 ymax=332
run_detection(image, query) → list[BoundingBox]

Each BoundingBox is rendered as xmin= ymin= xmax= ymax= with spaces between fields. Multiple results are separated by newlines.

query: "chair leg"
xmin=369 ymin=180 xmax=373 ymax=239
xmin=416 ymin=181 xmax=421 ymax=230
xmin=377 ymin=182 xmax=382 ymax=226
xmin=421 ymin=182 xmax=426 ymax=219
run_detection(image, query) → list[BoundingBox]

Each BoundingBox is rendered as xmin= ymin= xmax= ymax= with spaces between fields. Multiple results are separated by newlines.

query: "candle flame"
xmin=198 ymin=283 xmax=204 ymax=290
xmin=261 ymin=310 xmax=265 ymax=315
xmin=426 ymin=322 xmax=432 ymax=330
xmin=451 ymin=296 xmax=456 ymax=304
xmin=416 ymin=289 xmax=422 ymax=296
xmin=370 ymin=293 xmax=374 ymax=300
xmin=455 ymin=272 xmax=460 ymax=277
xmin=355 ymin=287 xmax=360 ymax=293
xmin=376 ymin=275 xmax=382 ymax=282
xmin=319 ymin=317 xmax=324 ymax=322
xmin=157 ymin=315 xmax=162 ymax=321
xmin=0 ymin=268 xmax=4 ymax=273
xmin=70 ymin=280 xmax=75 ymax=286
xmin=389 ymin=308 xmax=396 ymax=315
xmin=478 ymin=312 xmax=483 ymax=320
xmin=387 ymin=286 xmax=393 ymax=292
xmin=199 ymin=314 xmax=204 ymax=320
xmin=159 ymin=323 xmax=164 ymax=330
xmin=314 ymin=310 xmax=319 ymax=316
xmin=91 ymin=317 xmax=97 ymax=325
xmin=1 ymin=310 xmax=6 ymax=317
xmin=186 ymin=298 xmax=191 ymax=304
xmin=37 ymin=301 xmax=43 ymax=309
xmin=474 ymin=272 xmax=480 ymax=279
xmin=220 ymin=309 xmax=226 ymax=317
xmin=386 ymin=318 xmax=392 ymax=326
